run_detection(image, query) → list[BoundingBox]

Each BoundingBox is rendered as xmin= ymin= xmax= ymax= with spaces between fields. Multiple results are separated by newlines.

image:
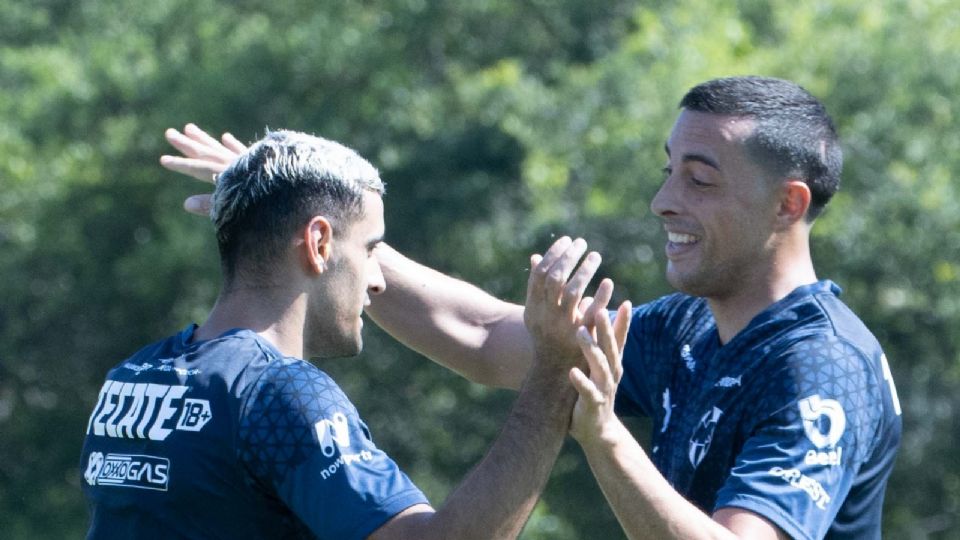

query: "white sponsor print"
xmin=880 ymin=354 xmax=902 ymax=416
xmin=805 ymin=447 xmax=843 ymax=467
xmin=314 ymin=411 xmax=374 ymax=480
xmin=85 ymin=380 xmax=213 ymax=441
xmin=660 ymin=388 xmax=675 ymax=433
xmin=688 ymin=406 xmax=723 ymax=468
xmin=680 ymin=344 xmax=696 ymax=372
xmin=798 ymin=394 xmax=846 ymax=449
xmin=769 ymin=466 xmax=831 ymax=510
xmin=320 ymin=450 xmax=374 ymax=480
xmin=798 ymin=394 xmax=846 ymax=468
xmin=84 ymin=451 xmax=170 ymax=491
xmin=315 ymin=412 xmax=351 ymax=458
xmin=122 ymin=362 xmax=201 ymax=377
xmin=714 ymin=375 xmax=742 ymax=388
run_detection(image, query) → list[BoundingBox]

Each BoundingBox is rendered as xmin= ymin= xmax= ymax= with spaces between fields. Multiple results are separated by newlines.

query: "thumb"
xmin=184 ymin=194 xmax=213 ymax=216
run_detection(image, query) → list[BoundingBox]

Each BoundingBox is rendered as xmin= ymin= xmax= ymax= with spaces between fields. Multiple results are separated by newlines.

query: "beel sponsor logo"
xmin=798 ymin=394 xmax=846 ymax=449
xmin=84 ymin=452 xmax=170 ymax=491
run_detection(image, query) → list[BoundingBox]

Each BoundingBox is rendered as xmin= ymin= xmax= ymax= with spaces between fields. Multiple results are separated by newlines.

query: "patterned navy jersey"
xmin=80 ymin=326 xmax=427 ymax=540
xmin=615 ymin=281 xmax=901 ymax=540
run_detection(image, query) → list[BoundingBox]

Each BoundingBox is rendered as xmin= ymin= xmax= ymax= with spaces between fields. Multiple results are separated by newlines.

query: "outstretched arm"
xmin=568 ymin=316 xmax=787 ymax=540
xmin=368 ymin=244 xmax=533 ymax=389
xmin=161 ymin=124 xmax=538 ymax=389
xmin=370 ymin=239 xmax=625 ymax=540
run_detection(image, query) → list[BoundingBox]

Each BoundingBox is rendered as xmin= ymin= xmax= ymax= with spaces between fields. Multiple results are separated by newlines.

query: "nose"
xmin=367 ymin=255 xmax=386 ymax=295
xmin=650 ymin=173 xmax=679 ymax=217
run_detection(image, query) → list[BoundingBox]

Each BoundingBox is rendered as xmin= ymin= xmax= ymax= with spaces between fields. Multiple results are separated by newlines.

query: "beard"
xmin=303 ymin=314 xmax=363 ymax=360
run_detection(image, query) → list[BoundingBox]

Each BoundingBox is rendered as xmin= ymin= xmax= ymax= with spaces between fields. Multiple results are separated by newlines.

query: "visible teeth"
xmin=668 ymin=232 xmax=697 ymax=244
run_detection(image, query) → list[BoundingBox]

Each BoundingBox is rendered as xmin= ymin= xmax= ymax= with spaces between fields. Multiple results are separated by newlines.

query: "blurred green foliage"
xmin=1 ymin=0 xmax=958 ymax=537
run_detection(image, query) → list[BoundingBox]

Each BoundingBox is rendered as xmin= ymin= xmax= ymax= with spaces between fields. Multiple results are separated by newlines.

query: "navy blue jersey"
xmin=80 ymin=326 xmax=427 ymax=539
xmin=615 ymin=281 xmax=901 ymax=540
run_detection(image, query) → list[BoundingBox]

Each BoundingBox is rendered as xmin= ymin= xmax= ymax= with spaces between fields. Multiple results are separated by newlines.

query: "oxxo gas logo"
xmin=85 ymin=451 xmax=170 ymax=491
xmin=798 ymin=394 xmax=846 ymax=467
xmin=86 ymin=380 xmax=213 ymax=441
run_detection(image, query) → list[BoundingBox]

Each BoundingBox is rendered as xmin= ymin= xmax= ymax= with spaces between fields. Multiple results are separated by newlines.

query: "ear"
xmin=301 ymin=216 xmax=334 ymax=275
xmin=776 ymin=180 xmax=811 ymax=227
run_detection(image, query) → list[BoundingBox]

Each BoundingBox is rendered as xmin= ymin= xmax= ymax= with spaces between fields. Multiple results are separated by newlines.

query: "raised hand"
xmin=568 ymin=299 xmax=631 ymax=444
xmin=160 ymin=123 xmax=247 ymax=215
xmin=523 ymin=236 xmax=610 ymax=373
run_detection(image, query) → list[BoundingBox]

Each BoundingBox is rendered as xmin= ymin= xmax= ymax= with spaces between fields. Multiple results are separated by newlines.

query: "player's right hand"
xmin=523 ymin=236 xmax=609 ymax=373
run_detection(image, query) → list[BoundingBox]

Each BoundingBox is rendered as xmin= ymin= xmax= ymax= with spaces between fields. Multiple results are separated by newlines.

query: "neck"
xmin=194 ymin=283 xmax=307 ymax=358
xmin=709 ymin=234 xmax=817 ymax=345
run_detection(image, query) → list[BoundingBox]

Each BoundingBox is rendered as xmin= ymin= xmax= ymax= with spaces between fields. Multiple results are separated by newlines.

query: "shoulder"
xmin=630 ymin=293 xmax=710 ymax=333
xmin=242 ymin=357 xmax=351 ymax=421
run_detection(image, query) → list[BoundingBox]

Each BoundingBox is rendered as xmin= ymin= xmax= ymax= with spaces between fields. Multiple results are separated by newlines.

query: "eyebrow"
xmin=664 ymin=143 xmax=721 ymax=171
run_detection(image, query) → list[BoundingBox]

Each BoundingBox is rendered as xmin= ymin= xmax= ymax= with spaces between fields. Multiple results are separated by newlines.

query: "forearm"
xmin=430 ymin=365 xmax=575 ymax=539
xmin=373 ymin=365 xmax=576 ymax=540
xmin=368 ymin=243 xmax=532 ymax=389
xmin=579 ymin=420 xmax=737 ymax=540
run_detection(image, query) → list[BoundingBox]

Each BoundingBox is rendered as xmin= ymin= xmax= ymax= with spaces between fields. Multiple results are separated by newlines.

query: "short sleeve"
xmin=238 ymin=359 xmax=428 ymax=540
xmin=714 ymin=337 xmax=884 ymax=540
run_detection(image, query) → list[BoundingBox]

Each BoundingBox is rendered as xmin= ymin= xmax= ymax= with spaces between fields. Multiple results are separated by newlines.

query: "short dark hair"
xmin=212 ymin=130 xmax=385 ymax=284
xmin=679 ymin=76 xmax=842 ymax=220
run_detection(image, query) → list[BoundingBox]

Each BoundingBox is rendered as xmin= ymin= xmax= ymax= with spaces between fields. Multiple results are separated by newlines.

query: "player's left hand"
xmin=160 ymin=123 xmax=247 ymax=215
xmin=568 ymin=299 xmax=631 ymax=444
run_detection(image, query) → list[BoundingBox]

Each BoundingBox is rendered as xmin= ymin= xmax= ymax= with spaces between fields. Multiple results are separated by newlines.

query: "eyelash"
xmin=662 ymin=167 xmax=710 ymax=187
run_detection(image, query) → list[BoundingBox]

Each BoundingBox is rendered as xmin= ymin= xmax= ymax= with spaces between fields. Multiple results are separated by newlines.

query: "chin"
xmin=305 ymin=332 xmax=363 ymax=360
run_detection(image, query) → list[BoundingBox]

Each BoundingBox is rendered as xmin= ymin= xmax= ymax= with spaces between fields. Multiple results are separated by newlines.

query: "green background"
xmin=2 ymin=0 xmax=958 ymax=537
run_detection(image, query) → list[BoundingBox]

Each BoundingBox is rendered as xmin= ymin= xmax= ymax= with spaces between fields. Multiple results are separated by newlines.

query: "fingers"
xmin=527 ymin=237 xmax=599 ymax=314
xmin=183 ymin=194 xmax=213 ymax=216
xmin=159 ymin=156 xmax=224 ymax=182
xmin=221 ymin=132 xmax=248 ymax=153
xmin=561 ymin=251 xmax=601 ymax=312
xmin=569 ymin=366 xmax=603 ymax=404
xmin=577 ymin=296 xmax=595 ymax=323
xmin=612 ymin=300 xmax=632 ymax=355
xmin=577 ymin=326 xmax=613 ymax=391
xmin=593 ymin=310 xmax=623 ymax=385
xmin=165 ymin=127 xmax=231 ymax=162
xmin=183 ymin=123 xmax=229 ymax=152
xmin=526 ymin=236 xmax=572 ymax=304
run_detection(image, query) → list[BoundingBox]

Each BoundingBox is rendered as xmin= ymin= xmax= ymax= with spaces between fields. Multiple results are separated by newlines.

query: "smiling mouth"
xmin=667 ymin=232 xmax=698 ymax=245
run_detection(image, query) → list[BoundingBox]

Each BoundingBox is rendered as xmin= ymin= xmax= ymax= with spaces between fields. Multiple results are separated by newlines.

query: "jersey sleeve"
xmin=237 ymin=359 xmax=428 ymax=540
xmin=713 ymin=337 xmax=885 ymax=540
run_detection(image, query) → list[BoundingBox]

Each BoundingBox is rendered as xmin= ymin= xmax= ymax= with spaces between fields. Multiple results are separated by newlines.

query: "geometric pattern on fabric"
xmin=758 ymin=336 xmax=882 ymax=464
xmin=239 ymin=358 xmax=355 ymax=482
xmin=616 ymin=280 xmax=901 ymax=539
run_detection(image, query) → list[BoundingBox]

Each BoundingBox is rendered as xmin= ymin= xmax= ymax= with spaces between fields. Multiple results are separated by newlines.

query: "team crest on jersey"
xmin=84 ymin=451 xmax=170 ymax=491
xmin=688 ymin=406 xmax=723 ymax=468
